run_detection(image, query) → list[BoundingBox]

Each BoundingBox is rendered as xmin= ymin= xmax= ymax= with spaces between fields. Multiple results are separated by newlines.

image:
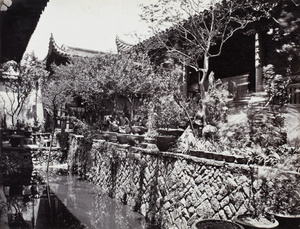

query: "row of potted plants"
xmin=95 ymin=130 xmax=178 ymax=152
xmin=189 ymin=149 xmax=248 ymax=164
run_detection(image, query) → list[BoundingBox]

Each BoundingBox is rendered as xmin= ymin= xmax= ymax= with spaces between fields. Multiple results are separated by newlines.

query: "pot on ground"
xmin=273 ymin=213 xmax=300 ymax=229
xmin=192 ymin=219 xmax=244 ymax=229
xmin=235 ymin=156 xmax=248 ymax=164
xmin=204 ymin=151 xmax=214 ymax=159
xmin=9 ymin=135 xmax=24 ymax=147
xmin=131 ymin=126 xmax=147 ymax=135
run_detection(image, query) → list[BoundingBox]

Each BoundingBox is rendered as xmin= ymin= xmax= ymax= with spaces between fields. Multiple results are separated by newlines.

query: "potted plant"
xmin=234 ymin=214 xmax=278 ymax=229
xmin=264 ymin=153 xmax=300 ymax=229
xmin=150 ymin=95 xmax=185 ymax=151
xmin=222 ymin=150 xmax=236 ymax=163
xmin=233 ymin=167 xmax=279 ymax=229
xmin=116 ymin=133 xmax=130 ymax=144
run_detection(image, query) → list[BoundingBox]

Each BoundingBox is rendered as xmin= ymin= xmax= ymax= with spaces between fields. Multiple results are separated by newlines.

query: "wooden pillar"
xmin=182 ymin=64 xmax=188 ymax=98
xmin=0 ymin=128 xmax=2 ymax=155
xmin=255 ymin=32 xmax=264 ymax=92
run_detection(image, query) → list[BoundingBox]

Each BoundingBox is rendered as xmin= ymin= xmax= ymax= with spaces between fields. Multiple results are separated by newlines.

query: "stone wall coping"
xmin=91 ymin=139 xmax=299 ymax=176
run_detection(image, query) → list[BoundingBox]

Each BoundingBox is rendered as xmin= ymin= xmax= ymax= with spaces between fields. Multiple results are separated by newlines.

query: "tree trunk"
xmin=198 ymin=54 xmax=210 ymax=125
xmin=199 ymin=54 xmax=210 ymax=98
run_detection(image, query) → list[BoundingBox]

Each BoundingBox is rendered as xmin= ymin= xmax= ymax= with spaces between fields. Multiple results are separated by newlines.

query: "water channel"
xmin=1 ymin=166 xmax=156 ymax=229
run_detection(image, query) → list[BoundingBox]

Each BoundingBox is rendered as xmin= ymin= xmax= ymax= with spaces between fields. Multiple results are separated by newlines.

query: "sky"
xmin=25 ymin=0 xmax=156 ymax=60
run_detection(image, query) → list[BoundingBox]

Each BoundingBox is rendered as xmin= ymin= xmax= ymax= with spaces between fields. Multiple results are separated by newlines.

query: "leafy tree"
xmin=266 ymin=0 xmax=300 ymax=75
xmin=50 ymin=52 xmax=182 ymax=127
xmin=140 ymin=0 xmax=279 ymax=98
xmin=0 ymin=53 xmax=48 ymax=126
xmin=41 ymin=73 xmax=73 ymax=131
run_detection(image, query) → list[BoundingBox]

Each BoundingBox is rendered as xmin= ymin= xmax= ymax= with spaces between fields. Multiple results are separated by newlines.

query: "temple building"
xmin=45 ymin=33 xmax=106 ymax=71
xmin=115 ymin=5 xmax=300 ymax=107
xmin=43 ymin=34 xmax=110 ymax=131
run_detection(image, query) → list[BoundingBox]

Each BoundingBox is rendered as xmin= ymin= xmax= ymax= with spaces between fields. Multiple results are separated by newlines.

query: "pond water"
xmin=1 ymin=166 xmax=157 ymax=229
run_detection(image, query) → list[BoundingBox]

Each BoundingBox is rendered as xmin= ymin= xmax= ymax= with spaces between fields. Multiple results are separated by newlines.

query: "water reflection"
xmin=39 ymin=167 xmax=151 ymax=229
xmin=2 ymin=167 xmax=157 ymax=229
xmin=3 ymin=169 xmax=84 ymax=229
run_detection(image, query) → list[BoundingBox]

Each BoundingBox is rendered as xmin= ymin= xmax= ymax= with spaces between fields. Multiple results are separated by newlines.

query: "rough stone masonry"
xmin=67 ymin=136 xmax=299 ymax=229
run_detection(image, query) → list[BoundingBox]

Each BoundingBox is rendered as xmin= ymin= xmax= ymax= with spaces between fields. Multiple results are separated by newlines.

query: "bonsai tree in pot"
xmin=264 ymin=152 xmax=300 ymax=229
xmin=233 ymin=165 xmax=279 ymax=229
xmin=150 ymin=94 xmax=186 ymax=151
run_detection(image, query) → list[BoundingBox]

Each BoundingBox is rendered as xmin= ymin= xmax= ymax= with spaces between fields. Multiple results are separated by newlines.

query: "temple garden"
xmin=1 ymin=0 xmax=300 ymax=228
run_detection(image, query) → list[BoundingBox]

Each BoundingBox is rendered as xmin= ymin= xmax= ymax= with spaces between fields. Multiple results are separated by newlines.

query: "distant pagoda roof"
xmin=45 ymin=34 xmax=106 ymax=69
xmin=115 ymin=35 xmax=134 ymax=53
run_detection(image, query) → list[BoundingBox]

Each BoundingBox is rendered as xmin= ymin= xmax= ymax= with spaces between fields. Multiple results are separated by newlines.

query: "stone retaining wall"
xmin=68 ymin=135 xmax=300 ymax=229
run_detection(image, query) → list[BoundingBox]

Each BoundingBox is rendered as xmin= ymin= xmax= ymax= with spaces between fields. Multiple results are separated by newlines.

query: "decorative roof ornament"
xmin=115 ymin=35 xmax=134 ymax=53
xmin=44 ymin=33 xmax=71 ymax=61
xmin=45 ymin=33 xmax=105 ymax=62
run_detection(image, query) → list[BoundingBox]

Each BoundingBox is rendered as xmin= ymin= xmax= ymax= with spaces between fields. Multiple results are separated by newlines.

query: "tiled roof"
xmin=115 ymin=35 xmax=134 ymax=53
xmin=45 ymin=33 xmax=106 ymax=61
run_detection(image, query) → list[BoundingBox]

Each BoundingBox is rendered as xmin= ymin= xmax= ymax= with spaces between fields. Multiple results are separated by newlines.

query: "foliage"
xmin=266 ymin=0 xmax=300 ymax=74
xmin=271 ymin=175 xmax=300 ymax=215
xmin=152 ymin=95 xmax=186 ymax=129
xmin=203 ymin=74 xmax=230 ymax=126
xmin=50 ymin=52 xmax=182 ymax=128
xmin=218 ymin=121 xmax=250 ymax=150
xmin=247 ymin=65 xmax=290 ymax=149
xmin=0 ymin=154 xmax=19 ymax=175
xmin=140 ymin=0 xmax=276 ymax=97
xmin=262 ymin=157 xmax=300 ymax=216
xmin=191 ymin=63 xmax=296 ymax=168
xmin=1 ymin=53 xmax=48 ymax=126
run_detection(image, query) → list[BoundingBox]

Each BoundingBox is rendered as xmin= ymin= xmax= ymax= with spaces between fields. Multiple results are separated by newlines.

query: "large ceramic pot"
xmin=223 ymin=154 xmax=236 ymax=163
xmin=234 ymin=214 xmax=279 ymax=229
xmin=117 ymin=133 xmax=129 ymax=144
xmin=156 ymin=135 xmax=175 ymax=151
xmin=157 ymin=128 xmax=184 ymax=139
xmin=213 ymin=152 xmax=224 ymax=161
xmin=189 ymin=150 xmax=205 ymax=158
xmin=9 ymin=135 xmax=24 ymax=147
xmin=204 ymin=151 xmax=214 ymax=159
xmin=131 ymin=126 xmax=147 ymax=135
xmin=266 ymin=208 xmax=300 ymax=229
xmin=127 ymin=134 xmax=144 ymax=146
xmin=192 ymin=219 xmax=244 ymax=229
xmin=103 ymin=131 xmax=117 ymax=142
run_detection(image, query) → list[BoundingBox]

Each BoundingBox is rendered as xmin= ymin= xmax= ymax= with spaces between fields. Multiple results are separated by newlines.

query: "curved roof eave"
xmin=44 ymin=33 xmax=71 ymax=62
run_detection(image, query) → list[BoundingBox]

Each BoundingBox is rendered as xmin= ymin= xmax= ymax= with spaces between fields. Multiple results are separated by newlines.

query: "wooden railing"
xmin=287 ymin=83 xmax=300 ymax=106
xmin=221 ymin=74 xmax=249 ymax=101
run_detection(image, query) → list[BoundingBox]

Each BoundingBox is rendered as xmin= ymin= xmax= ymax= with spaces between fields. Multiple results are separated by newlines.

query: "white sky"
xmin=25 ymin=0 xmax=156 ymax=60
